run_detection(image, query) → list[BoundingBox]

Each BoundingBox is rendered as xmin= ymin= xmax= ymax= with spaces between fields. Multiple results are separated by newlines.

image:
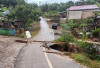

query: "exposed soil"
xmin=0 ymin=35 xmax=26 ymax=68
xmin=49 ymin=44 xmax=64 ymax=51
xmin=0 ymin=21 xmax=40 ymax=68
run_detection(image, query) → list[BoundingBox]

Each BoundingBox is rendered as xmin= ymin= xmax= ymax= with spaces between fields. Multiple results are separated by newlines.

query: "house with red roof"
xmin=66 ymin=5 xmax=99 ymax=19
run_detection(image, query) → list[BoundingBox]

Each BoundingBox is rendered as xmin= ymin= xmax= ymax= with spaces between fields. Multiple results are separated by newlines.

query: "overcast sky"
xmin=26 ymin=0 xmax=79 ymax=4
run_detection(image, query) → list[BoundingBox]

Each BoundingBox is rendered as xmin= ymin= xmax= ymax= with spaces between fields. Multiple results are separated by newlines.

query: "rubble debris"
xmin=68 ymin=43 xmax=81 ymax=53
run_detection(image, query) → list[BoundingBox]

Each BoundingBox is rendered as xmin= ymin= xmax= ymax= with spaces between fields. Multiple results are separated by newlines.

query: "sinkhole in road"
xmin=15 ymin=39 xmax=66 ymax=52
xmin=49 ymin=44 xmax=65 ymax=51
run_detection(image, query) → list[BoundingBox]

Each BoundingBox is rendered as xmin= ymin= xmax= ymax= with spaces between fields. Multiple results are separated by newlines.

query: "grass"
xmin=55 ymin=35 xmax=100 ymax=68
xmin=68 ymin=41 xmax=100 ymax=68
xmin=20 ymin=30 xmax=39 ymax=38
xmin=68 ymin=53 xmax=100 ymax=68
xmin=30 ymin=30 xmax=39 ymax=37
xmin=30 ymin=21 xmax=40 ymax=37
xmin=20 ymin=21 xmax=40 ymax=38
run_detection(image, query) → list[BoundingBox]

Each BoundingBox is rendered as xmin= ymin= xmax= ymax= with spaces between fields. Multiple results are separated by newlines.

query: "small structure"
xmin=59 ymin=11 xmax=67 ymax=18
xmin=94 ymin=16 xmax=100 ymax=29
xmin=66 ymin=5 xmax=99 ymax=19
xmin=59 ymin=11 xmax=67 ymax=24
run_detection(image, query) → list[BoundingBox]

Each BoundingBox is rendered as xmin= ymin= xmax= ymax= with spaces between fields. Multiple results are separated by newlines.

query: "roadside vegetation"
xmin=0 ymin=0 xmax=99 ymax=38
xmin=0 ymin=1 xmax=42 ymax=67
xmin=51 ymin=0 xmax=100 ymax=67
xmin=54 ymin=14 xmax=100 ymax=68
xmin=54 ymin=16 xmax=100 ymax=68
xmin=20 ymin=21 xmax=40 ymax=38
xmin=0 ymin=0 xmax=42 ymax=37
xmin=39 ymin=0 xmax=100 ymax=67
xmin=55 ymin=32 xmax=100 ymax=68
xmin=0 ymin=0 xmax=100 ymax=67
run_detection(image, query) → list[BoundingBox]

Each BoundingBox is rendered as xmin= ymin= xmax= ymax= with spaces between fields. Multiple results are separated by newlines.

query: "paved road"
xmin=14 ymin=17 xmax=83 ymax=68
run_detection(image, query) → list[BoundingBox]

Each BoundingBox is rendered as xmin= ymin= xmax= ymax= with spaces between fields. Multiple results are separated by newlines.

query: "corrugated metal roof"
xmin=67 ymin=5 xmax=99 ymax=11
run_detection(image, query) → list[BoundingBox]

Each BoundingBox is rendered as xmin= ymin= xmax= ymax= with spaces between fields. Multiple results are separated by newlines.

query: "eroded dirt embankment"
xmin=0 ymin=35 xmax=26 ymax=68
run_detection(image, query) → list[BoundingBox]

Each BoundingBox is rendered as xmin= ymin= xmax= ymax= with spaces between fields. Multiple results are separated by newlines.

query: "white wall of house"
xmin=82 ymin=11 xmax=94 ymax=19
xmin=67 ymin=9 xmax=99 ymax=19
xmin=68 ymin=11 xmax=82 ymax=19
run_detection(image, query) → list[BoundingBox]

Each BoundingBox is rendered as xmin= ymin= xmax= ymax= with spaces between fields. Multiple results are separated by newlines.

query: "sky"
xmin=26 ymin=0 xmax=79 ymax=4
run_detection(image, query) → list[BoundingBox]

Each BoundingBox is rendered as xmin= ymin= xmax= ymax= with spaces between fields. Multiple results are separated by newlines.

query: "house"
xmin=66 ymin=5 xmax=99 ymax=19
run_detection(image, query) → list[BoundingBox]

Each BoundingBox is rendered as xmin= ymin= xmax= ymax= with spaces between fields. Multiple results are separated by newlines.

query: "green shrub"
xmin=66 ymin=20 xmax=77 ymax=28
xmin=74 ymin=41 xmax=100 ymax=61
xmin=92 ymin=28 xmax=100 ymax=38
xmin=70 ymin=53 xmax=89 ymax=64
xmin=44 ymin=11 xmax=59 ymax=18
xmin=55 ymin=34 xmax=74 ymax=43
xmin=88 ymin=53 xmax=100 ymax=60
xmin=74 ymin=41 xmax=90 ymax=52
xmin=74 ymin=19 xmax=86 ymax=24
xmin=70 ymin=53 xmax=100 ymax=68
xmin=88 ymin=45 xmax=100 ymax=60
xmin=82 ymin=31 xmax=86 ymax=40
xmin=86 ymin=18 xmax=94 ymax=23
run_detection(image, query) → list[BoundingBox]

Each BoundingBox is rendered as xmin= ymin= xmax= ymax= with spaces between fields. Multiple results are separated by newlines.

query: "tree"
xmin=11 ymin=4 xmax=42 ymax=27
xmin=40 ymin=1 xmax=75 ymax=12
xmin=40 ymin=3 xmax=49 ymax=12
xmin=49 ymin=3 xmax=60 ymax=11
xmin=85 ymin=0 xmax=96 ymax=4
xmin=75 ymin=1 xmax=82 ymax=6
xmin=17 ymin=0 xmax=26 ymax=5
xmin=0 ymin=0 xmax=18 ymax=7
xmin=67 ymin=1 xmax=75 ymax=8
xmin=0 ymin=0 xmax=26 ymax=7
xmin=75 ymin=0 xmax=96 ymax=6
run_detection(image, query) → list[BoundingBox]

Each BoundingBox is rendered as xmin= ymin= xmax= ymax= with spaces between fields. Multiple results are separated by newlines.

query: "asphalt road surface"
xmin=14 ymin=17 xmax=83 ymax=68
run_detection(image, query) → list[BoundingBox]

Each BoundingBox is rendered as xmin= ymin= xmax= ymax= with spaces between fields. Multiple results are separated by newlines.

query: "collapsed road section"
xmin=14 ymin=17 xmax=83 ymax=68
